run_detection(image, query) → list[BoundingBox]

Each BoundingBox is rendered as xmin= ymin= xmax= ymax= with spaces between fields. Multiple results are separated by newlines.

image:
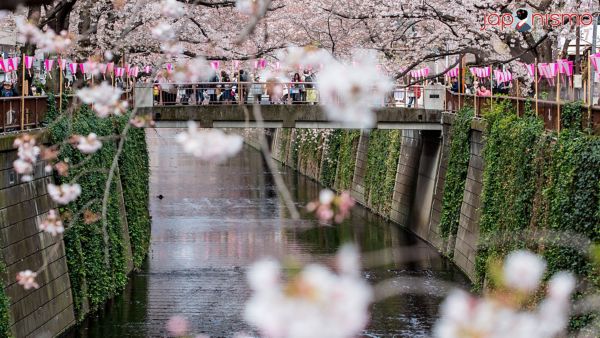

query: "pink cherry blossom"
xmin=503 ymin=250 xmax=546 ymax=293
xmin=39 ymin=210 xmax=65 ymax=236
xmin=47 ymin=183 xmax=82 ymax=205
xmin=244 ymin=245 xmax=372 ymax=338
xmin=176 ymin=121 xmax=243 ymax=162
xmin=161 ymin=0 xmax=185 ymax=18
xmin=77 ymin=82 xmax=128 ymax=118
xmin=166 ymin=316 xmax=189 ymax=337
xmin=13 ymin=134 xmax=41 ymax=182
xmin=306 ymin=189 xmax=355 ymax=224
xmin=16 ymin=270 xmax=39 ymax=290
xmin=75 ymin=133 xmax=103 ymax=154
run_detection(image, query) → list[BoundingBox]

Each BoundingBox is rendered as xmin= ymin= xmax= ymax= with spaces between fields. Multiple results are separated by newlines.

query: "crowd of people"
xmin=153 ymin=68 xmax=320 ymax=105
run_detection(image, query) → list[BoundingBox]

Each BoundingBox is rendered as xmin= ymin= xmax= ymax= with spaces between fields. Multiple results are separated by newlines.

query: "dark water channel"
xmin=65 ymin=129 xmax=469 ymax=338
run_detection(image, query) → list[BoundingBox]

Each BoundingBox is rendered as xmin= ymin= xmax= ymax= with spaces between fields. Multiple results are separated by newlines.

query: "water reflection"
xmin=65 ymin=128 xmax=469 ymax=338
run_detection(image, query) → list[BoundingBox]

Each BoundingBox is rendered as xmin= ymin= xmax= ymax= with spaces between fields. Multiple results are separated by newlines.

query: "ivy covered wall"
xmin=274 ymin=128 xmax=401 ymax=217
xmin=47 ymin=97 xmax=151 ymax=320
xmin=364 ymin=130 xmax=401 ymax=215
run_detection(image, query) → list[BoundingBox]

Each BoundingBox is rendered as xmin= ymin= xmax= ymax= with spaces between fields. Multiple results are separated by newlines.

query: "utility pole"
xmin=591 ymin=15 xmax=598 ymax=105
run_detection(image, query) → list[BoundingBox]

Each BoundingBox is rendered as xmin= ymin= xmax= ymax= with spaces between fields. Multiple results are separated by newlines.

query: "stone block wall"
xmin=390 ymin=130 xmax=422 ymax=227
xmin=453 ymin=128 xmax=484 ymax=280
xmin=0 ymin=133 xmax=76 ymax=337
xmin=350 ymin=131 xmax=370 ymax=205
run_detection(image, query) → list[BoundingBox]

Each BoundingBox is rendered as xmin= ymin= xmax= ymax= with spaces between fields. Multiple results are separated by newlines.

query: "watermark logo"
xmin=481 ymin=7 xmax=595 ymax=31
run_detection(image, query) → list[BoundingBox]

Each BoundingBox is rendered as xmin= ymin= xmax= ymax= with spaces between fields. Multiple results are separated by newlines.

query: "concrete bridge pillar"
xmin=350 ymin=131 xmax=370 ymax=205
xmin=390 ymin=130 xmax=422 ymax=227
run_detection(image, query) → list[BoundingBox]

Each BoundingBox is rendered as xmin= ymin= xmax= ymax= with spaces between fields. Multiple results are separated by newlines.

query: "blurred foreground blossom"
xmin=171 ymin=57 xmax=215 ymax=83
xmin=306 ymin=189 xmax=355 ymax=223
xmin=166 ymin=315 xmax=189 ymax=337
xmin=236 ymin=0 xmax=267 ymax=15
xmin=13 ymin=134 xmax=40 ymax=182
xmin=161 ymin=0 xmax=185 ymax=18
xmin=77 ymin=82 xmax=128 ymax=117
xmin=176 ymin=121 xmax=243 ymax=162
xmin=503 ymin=250 xmax=546 ymax=292
xmin=434 ymin=251 xmax=575 ymax=338
xmin=317 ymin=50 xmax=393 ymax=128
xmin=47 ymin=183 xmax=82 ymax=205
xmin=74 ymin=133 xmax=103 ymax=154
xmin=16 ymin=270 xmax=39 ymax=290
xmin=16 ymin=17 xmax=72 ymax=54
xmin=244 ymin=245 xmax=372 ymax=338
xmin=39 ymin=210 xmax=64 ymax=236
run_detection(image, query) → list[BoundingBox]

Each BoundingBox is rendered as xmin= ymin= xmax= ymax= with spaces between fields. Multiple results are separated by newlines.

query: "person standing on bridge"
xmin=239 ymin=69 xmax=250 ymax=103
xmin=291 ymin=72 xmax=303 ymax=103
xmin=1 ymin=81 xmax=18 ymax=97
xmin=407 ymin=85 xmax=421 ymax=108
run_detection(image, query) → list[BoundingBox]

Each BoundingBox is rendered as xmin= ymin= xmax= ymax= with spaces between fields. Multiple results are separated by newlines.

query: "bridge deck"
xmin=138 ymin=105 xmax=444 ymax=129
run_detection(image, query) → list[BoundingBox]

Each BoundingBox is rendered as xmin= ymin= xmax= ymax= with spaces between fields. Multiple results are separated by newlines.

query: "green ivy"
xmin=439 ymin=107 xmax=474 ymax=240
xmin=473 ymin=101 xmax=599 ymax=329
xmin=336 ymin=130 xmax=360 ymax=190
xmin=0 ymin=261 xmax=12 ymax=337
xmin=476 ymin=100 xmax=545 ymax=287
xmin=116 ymin=117 xmax=151 ymax=270
xmin=321 ymin=130 xmax=343 ymax=187
xmin=364 ymin=130 xmax=401 ymax=214
xmin=48 ymin=104 xmax=150 ymax=320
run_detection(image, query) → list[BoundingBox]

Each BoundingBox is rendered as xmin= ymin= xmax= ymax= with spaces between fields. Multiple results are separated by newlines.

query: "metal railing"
xmin=144 ymin=82 xmax=446 ymax=108
xmin=445 ymin=90 xmax=600 ymax=131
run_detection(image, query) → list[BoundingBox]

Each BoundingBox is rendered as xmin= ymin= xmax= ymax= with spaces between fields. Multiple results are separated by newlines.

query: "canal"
xmin=65 ymin=128 xmax=469 ymax=338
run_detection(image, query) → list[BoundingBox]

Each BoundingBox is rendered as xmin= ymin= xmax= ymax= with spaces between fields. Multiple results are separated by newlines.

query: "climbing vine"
xmin=336 ymin=130 xmax=361 ymax=190
xmin=48 ymin=104 xmax=151 ymax=320
xmin=0 ymin=260 xmax=12 ymax=337
xmin=364 ymin=130 xmax=401 ymax=215
xmin=439 ymin=107 xmax=474 ymax=241
xmin=476 ymin=100 xmax=546 ymax=287
xmin=320 ymin=129 xmax=343 ymax=187
xmin=474 ymin=101 xmax=599 ymax=328
xmin=116 ymin=117 xmax=151 ymax=270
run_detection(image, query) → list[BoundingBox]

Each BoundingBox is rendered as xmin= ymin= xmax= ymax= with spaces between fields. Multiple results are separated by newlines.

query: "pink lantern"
xmin=79 ymin=62 xmax=87 ymax=74
xmin=24 ymin=56 xmax=34 ymax=69
xmin=44 ymin=59 xmax=54 ymax=72
xmin=591 ymin=53 xmax=600 ymax=72
xmin=210 ymin=61 xmax=220 ymax=70
xmin=58 ymin=58 xmax=67 ymax=71
xmin=166 ymin=63 xmax=173 ymax=73
xmin=524 ymin=63 xmax=535 ymax=77
xmin=144 ymin=65 xmax=152 ymax=74
xmin=106 ymin=62 xmax=115 ymax=74
xmin=69 ymin=63 xmax=78 ymax=75
xmin=115 ymin=67 xmax=125 ymax=77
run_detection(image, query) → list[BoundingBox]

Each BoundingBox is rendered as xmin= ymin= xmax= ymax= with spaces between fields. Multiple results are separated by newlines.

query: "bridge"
xmin=139 ymin=104 xmax=444 ymax=130
xmin=134 ymin=83 xmax=446 ymax=130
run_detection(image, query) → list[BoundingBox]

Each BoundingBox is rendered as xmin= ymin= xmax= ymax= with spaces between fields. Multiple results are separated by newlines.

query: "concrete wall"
xmin=350 ymin=131 xmax=370 ymax=206
xmin=453 ymin=126 xmax=485 ymax=280
xmin=0 ymin=132 xmax=76 ymax=337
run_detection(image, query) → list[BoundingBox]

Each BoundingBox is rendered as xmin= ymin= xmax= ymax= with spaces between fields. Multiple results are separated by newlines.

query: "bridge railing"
xmin=138 ymin=82 xmax=447 ymax=109
xmin=0 ymin=96 xmax=48 ymax=133
xmin=445 ymin=90 xmax=600 ymax=131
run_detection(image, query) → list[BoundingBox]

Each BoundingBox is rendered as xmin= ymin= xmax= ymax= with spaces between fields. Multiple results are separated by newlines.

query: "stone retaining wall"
xmin=237 ymin=117 xmax=485 ymax=282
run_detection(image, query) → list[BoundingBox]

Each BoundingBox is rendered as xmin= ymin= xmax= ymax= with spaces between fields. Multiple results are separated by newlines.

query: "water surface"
xmin=66 ymin=128 xmax=469 ymax=338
